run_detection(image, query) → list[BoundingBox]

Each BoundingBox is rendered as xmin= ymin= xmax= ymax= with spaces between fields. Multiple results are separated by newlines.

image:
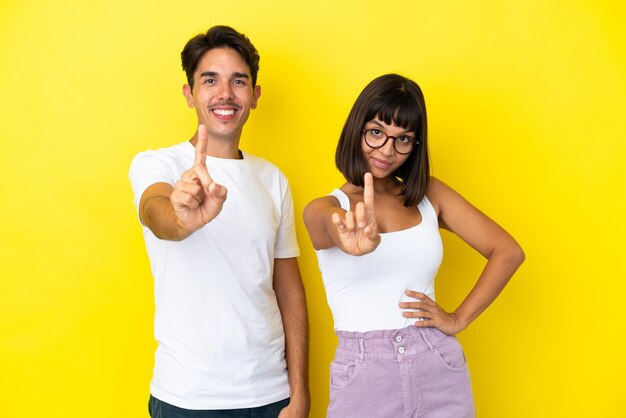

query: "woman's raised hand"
xmin=332 ymin=172 xmax=381 ymax=255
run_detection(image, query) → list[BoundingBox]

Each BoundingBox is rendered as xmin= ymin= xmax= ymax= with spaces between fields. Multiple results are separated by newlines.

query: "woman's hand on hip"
xmin=400 ymin=290 xmax=468 ymax=336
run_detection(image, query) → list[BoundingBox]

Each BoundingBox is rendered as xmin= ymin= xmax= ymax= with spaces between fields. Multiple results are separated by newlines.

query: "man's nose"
xmin=217 ymin=82 xmax=234 ymax=100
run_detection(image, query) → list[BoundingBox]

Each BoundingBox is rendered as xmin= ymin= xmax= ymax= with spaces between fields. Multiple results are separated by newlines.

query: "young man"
xmin=129 ymin=26 xmax=309 ymax=418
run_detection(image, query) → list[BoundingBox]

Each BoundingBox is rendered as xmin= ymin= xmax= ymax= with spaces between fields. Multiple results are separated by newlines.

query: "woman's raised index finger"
xmin=194 ymin=125 xmax=208 ymax=166
xmin=363 ymin=172 xmax=375 ymax=208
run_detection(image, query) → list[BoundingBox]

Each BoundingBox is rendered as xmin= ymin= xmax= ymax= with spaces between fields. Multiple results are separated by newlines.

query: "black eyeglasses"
xmin=362 ymin=129 xmax=418 ymax=155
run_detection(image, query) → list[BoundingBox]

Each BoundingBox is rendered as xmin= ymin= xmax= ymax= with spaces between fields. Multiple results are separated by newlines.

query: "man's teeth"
xmin=213 ymin=109 xmax=235 ymax=116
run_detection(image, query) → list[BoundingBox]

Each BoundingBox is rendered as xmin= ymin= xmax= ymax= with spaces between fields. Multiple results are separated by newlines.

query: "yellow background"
xmin=1 ymin=1 xmax=624 ymax=417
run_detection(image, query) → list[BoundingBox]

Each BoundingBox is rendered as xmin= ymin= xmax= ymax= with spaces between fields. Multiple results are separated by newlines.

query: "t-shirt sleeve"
xmin=128 ymin=150 xmax=177 ymax=218
xmin=274 ymin=173 xmax=300 ymax=259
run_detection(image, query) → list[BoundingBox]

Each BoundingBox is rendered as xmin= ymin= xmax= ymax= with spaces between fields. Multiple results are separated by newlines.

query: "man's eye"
xmin=233 ymin=80 xmax=246 ymax=86
xmin=203 ymin=79 xmax=215 ymax=84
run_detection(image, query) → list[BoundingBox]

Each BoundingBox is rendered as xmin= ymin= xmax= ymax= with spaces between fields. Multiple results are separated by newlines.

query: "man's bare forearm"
xmin=273 ymin=258 xmax=310 ymax=416
xmin=139 ymin=183 xmax=190 ymax=241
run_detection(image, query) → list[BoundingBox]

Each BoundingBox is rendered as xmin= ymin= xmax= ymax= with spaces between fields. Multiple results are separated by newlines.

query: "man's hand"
xmin=278 ymin=399 xmax=310 ymax=418
xmin=170 ymin=125 xmax=227 ymax=234
xmin=331 ymin=172 xmax=380 ymax=255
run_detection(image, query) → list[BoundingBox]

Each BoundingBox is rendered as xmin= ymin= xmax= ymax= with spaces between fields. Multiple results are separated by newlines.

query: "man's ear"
xmin=183 ymin=84 xmax=194 ymax=108
xmin=251 ymin=85 xmax=261 ymax=110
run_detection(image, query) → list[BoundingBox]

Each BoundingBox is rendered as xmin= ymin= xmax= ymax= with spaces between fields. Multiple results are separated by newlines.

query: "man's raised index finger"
xmin=194 ymin=124 xmax=208 ymax=166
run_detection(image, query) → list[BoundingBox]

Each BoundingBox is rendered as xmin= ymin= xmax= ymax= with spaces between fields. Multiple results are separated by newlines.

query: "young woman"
xmin=303 ymin=74 xmax=525 ymax=418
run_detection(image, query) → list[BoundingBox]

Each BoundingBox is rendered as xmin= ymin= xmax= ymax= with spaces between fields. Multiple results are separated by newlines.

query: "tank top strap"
xmin=329 ymin=189 xmax=351 ymax=211
xmin=418 ymin=196 xmax=439 ymax=227
xmin=330 ymin=189 xmax=438 ymax=227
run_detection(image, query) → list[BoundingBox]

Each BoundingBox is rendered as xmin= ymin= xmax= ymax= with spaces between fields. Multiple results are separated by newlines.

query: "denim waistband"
xmin=335 ymin=326 xmax=449 ymax=360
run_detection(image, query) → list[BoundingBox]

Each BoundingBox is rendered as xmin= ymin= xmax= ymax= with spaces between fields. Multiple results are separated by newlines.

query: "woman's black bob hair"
xmin=335 ymin=74 xmax=430 ymax=207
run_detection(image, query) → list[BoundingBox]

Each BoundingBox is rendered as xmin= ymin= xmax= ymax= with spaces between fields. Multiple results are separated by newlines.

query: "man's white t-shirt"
xmin=129 ymin=142 xmax=300 ymax=410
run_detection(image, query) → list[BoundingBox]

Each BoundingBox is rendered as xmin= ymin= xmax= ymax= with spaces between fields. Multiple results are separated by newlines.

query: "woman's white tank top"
xmin=315 ymin=189 xmax=443 ymax=332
